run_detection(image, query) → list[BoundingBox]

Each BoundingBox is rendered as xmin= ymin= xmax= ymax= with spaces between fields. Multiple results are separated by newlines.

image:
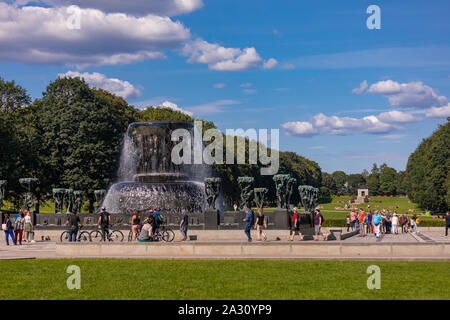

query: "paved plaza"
xmin=1 ymin=228 xmax=449 ymax=260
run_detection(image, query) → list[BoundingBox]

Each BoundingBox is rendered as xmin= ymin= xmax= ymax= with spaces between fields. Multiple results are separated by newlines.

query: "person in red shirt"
xmin=358 ymin=208 xmax=366 ymax=237
xmin=289 ymin=207 xmax=302 ymax=241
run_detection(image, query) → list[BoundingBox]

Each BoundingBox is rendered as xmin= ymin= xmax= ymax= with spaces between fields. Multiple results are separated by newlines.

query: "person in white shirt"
xmin=392 ymin=213 xmax=399 ymax=234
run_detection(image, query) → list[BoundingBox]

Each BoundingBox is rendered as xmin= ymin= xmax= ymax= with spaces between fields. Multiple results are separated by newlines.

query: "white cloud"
xmin=351 ymin=80 xmax=368 ymax=95
xmin=282 ymin=63 xmax=296 ymax=70
xmin=377 ymin=110 xmax=421 ymax=124
xmin=240 ymin=82 xmax=253 ymax=88
xmin=183 ymin=39 xmax=264 ymax=71
xmin=313 ymin=113 xmax=399 ymax=135
xmin=0 ymin=3 xmax=271 ymax=72
xmin=186 ymin=99 xmax=240 ymax=115
xmin=58 ymin=71 xmax=142 ymax=99
xmin=282 ymin=122 xmax=318 ymax=137
xmin=425 ymin=103 xmax=450 ymax=119
xmin=45 ymin=0 xmax=204 ymax=16
xmin=160 ymin=101 xmax=193 ymax=116
xmin=243 ymin=89 xmax=257 ymax=95
xmin=262 ymin=58 xmax=278 ymax=69
xmin=0 ymin=3 xmax=189 ymax=68
xmin=213 ymin=83 xmax=226 ymax=89
xmin=367 ymin=80 xmax=447 ymax=109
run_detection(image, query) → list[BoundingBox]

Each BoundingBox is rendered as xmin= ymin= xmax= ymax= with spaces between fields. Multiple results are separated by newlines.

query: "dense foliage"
xmin=0 ymin=76 xmax=323 ymax=210
xmin=405 ymin=120 xmax=449 ymax=212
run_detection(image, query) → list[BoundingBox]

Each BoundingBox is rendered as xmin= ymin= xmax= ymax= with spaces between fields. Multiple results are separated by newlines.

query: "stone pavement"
xmin=344 ymin=232 xmax=418 ymax=243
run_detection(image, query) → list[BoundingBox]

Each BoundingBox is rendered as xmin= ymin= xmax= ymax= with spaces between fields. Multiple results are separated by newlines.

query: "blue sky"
xmin=1 ymin=0 xmax=449 ymax=173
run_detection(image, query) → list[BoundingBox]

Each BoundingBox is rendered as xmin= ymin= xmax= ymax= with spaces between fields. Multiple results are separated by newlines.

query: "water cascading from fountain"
xmin=102 ymin=121 xmax=209 ymax=214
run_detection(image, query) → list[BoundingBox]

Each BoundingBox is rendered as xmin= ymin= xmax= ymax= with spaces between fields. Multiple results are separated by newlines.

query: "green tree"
xmin=347 ymin=173 xmax=366 ymax=195
xmin=366 ymin=163 xmax=380 ymax=195
xmin=0 ymin=78 xmax=31 ymax=113
xmin=406 ymin=120 xmax=449 ymax=212
xmin=331 ymin=171 xmax=347 ymax=195
xmin=379 ymin=166 xmax=398 ymax=195
xmin=320 ymin=172 xmax=337 ymax=197
xmin=34 ymin=77 xmax=137 ymax=211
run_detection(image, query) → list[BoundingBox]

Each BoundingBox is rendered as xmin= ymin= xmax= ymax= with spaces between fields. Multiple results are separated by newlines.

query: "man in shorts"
xmin=314 ymin=209 xmax=324 ymax=241
xmin=289 ymin=207 xmax=301 ymax=241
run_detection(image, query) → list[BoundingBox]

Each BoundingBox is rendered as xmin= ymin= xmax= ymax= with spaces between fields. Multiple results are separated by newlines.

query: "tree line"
xmin=320 ymin=120 xmax=449 ymax=212
xmin=0 ymin=76 xmax=321 ymax=211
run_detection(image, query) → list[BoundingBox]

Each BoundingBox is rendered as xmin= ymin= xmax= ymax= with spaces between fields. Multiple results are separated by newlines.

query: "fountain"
xmin=102 ymin=122 xmax=207 ymax=215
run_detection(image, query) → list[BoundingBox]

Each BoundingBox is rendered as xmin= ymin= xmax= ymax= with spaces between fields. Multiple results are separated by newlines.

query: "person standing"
xmin=131 ymin=212 xmax=141 ymax=241
xmin=290 ymin=207 xmax=301 ymax=241
xmin=254 ymin=209 xmax=267 ymax=241
xmin=367 ymin=211 xmax=373 ymax=234
xmin=179 ymin=210 xmax=189 ymax=241
xmin=358 ymin=208 xmax=366 ymax=237
xmin=314 ymin=209 xmax=324 ymax=241
xmin=346 ymin=214 xmax=350 ymax=232
xmin=373 ymin=211 xmax=382 ymax=238
xmin=243 ymin=208 xmax=254 ymax=242
xmin=97 ymin=207 xmax=111 ymax=241
xmin=385 ymin=211 xmax=392 ymax=234
xmin=410 ymin=214 xmax=418 ymax=233
xmin=350 ymin=209 xmax=357 ymax=230
xmin=444 ymin=211 xmax=450 ymax=236
xmin=24 ymin=210 xmax=34 ymax=243
xmin=401 ymin=214 xmax=408 ymax=233
xmin=14 ymin=212 xmax=25 ymax=245
xmin=392 ymin=213 xmax=399 ymax=234
xmin=65 ymin=211 xmax=82 ymax=242
xmin=2 ymin=214 xmax=16 ymax=245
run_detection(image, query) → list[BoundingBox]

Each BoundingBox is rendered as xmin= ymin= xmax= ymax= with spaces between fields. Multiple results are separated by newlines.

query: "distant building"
xmin=355 ymin=185 xmax=369 ymax=204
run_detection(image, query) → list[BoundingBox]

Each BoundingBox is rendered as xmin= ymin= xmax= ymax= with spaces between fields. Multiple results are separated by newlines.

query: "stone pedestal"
xmin=204 ymin=210 xmax=220 ymax=230
xmin=274 ymin=208 xmax=290 ymax=230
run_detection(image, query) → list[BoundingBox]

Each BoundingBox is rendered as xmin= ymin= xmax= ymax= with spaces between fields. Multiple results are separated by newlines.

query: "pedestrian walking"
xmin=444 ymin=211 xmax=450 ymax=236
xmin=179 ymin=210 xmax=189 ymax=241
xmin=14 ymin=212 xmax=25 ymax=245
xmin=367 ymin=211 xmax=373 ymax=234
xmin=2 ymin=213 xmax=16 ymax=245
xmin=314 ymin=209 xmax=324 ymax=241
xmin=358 ymin=208 xmax=365 ymax=237
xmin=401 ymin=214 xmax=408 ymax=233
xmin=346 ymin=214 xmax=350 ymax=232
xmin=97 ymin=207 xmax=111 ymax=241
xmin=373 ymin=211 xmax=382 ymax=238
xmin=410 ymin=214 xmax=418 ymax=233
xmin=289 ymin=207 xmax=301 ymax=241
xmin=243 ymin=208 xmax=254 ymax=242
xmin=254 ymin=208 xmax=267 ymax=241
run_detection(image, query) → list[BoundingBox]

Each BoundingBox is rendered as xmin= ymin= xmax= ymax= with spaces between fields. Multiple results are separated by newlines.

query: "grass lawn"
xmin=319 ymin=196 xmax=423 ymax=216
xmin=0 ymin=259 xmax=449 ymax=300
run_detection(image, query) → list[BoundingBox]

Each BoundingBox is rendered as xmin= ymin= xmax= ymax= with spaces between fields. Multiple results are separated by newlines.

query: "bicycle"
xmin=158 ymin=219 xmax=175 ymax=242
xmin=128 ymin=227 xmax=141 ymax=242
xmin=90 ymin=225 xmax=124 ymax=242
xmin=60 ymin=226 xmax=91 ymax=242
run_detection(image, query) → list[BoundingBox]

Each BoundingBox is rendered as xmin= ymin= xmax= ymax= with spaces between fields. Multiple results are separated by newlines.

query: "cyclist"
xmin=152 ymin=208 xmax=163 ymax=231
xmin=97 ymin=207 xmax=111 ymax=241
xmin=65 ymin=210 xmax=83 ymax=242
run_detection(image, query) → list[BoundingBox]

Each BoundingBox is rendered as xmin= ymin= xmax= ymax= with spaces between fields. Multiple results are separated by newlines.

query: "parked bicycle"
xmin=60 ymin=226 xmax=91 ymax=242
xmin=90 ymin=225 xmax=124 ymax=242
xmin=158 ymin=220 xmax=175 ymax=242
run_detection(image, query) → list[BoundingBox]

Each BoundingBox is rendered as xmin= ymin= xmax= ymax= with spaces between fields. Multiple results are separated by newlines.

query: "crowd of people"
xmin=346 ymin=206 xmax=425 ymax=238
xmin=2 ymin=206 xmax=450 ymax=245
xmin=1 ymin=209 xmax=35 ymax=245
